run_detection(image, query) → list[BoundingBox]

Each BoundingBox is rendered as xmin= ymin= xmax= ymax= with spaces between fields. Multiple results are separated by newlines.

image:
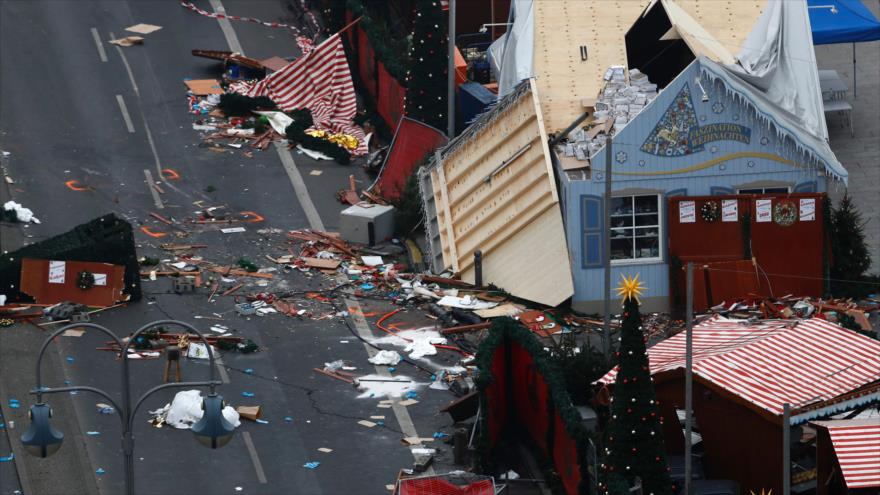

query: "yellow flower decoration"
xmin=615 ymin=273 xmax=645 ymax=305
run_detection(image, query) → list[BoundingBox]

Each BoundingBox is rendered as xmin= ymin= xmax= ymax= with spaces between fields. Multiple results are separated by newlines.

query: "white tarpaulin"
xmin=153 ymin=390 xmax=241 ymax=430
xmin=725 ymin=0 xmax=828 ymax=141
xmin=490 ymin=0 xmax=534 ymax=98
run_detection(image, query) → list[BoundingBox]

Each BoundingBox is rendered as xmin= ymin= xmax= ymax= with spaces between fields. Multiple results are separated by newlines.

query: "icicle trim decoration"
xmin=699 ymin=63 xmax=847 ymax=184
xmin=789 ymin=390 xmax=880 ymax=426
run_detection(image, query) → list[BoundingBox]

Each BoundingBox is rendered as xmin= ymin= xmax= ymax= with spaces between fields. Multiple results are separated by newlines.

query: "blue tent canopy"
xmin=808 ymin=0 xmax=880 ymax=45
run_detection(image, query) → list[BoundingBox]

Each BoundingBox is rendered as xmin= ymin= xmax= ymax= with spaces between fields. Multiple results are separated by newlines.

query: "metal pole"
xmin=684 ymin=262 xmax=694 ymax=495
xmin=783 ymin=403 xmax=791 ymax=495
xmin=474 ymin=250 xmax=483 ymax=287
xmin=852 ymin=43 xmax=857 ymax=98
xmin=602 ymin=134 xmax=613 ymax=364
xmin=447 ymin=0 xmax=456 ymax=138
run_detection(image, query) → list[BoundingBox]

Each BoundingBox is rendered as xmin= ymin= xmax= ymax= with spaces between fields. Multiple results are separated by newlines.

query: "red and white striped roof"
xmin=598 ymin=316 xmax=880 ymax=416
xmin=813 ymin=419 xmax=880 ymax=489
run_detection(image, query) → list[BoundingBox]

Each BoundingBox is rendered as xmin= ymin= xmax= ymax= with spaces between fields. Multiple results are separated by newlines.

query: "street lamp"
xmin=20 ymin=403 xmax=63 ymax=458
xmin=20 ymin=320 xmax=231 ymax=495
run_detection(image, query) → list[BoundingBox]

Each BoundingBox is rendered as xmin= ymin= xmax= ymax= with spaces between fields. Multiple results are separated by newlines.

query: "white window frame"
xmin=736 ymin=186 xmax=791 ymax=194
xmin=609 ymin=194 xmax=663 ymax=265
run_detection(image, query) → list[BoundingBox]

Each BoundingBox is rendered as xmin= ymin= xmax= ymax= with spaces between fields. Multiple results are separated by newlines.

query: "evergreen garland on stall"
xmin=403 ymin=0 xmax=448 ymax=131
xmin=474 ymin=317 xmax=593 ymax=494
xmin=601 ymin=285 xmax=673 ymax=495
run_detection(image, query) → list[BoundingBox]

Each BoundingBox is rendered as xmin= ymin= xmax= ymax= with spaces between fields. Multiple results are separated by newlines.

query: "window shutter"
xmin=581 ymin=195 xmax=603 ymax=268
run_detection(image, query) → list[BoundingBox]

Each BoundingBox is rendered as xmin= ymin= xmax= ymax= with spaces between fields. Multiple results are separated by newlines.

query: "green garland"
xmin=475 ymin=318 xmax=592 ymax=494
xmin=217 ymin=93 xmax=277 ymax=117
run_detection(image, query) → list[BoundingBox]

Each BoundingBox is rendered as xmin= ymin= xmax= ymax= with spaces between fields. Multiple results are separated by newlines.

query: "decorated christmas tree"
xmin=602 ymin=275 xmax=673 ymax=495
xmin=403 ymin=0 xmax=448 ymax=131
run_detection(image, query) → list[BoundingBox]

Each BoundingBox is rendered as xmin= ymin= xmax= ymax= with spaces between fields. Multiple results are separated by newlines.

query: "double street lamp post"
xmin=20 ymin=320 xmax=234 ymax=495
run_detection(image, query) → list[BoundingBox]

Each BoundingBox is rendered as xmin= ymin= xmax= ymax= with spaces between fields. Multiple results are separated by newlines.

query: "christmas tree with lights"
xmin=602 ymin=275 xmax=673 ymax=495
xmin=403 ymin=0 xmax=448 ymax=131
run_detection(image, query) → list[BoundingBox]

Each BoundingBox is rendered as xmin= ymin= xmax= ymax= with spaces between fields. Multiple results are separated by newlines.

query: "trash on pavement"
xmin=2 ymin=201 xmax=40 ymax=224
xmin=108 ymin=36 xmax=144 ymax=47
xmin=125 ymin=23 xmax=162 ymax=34
xmin=303 ymin=461 xmax=320 ymax=469
xmin=368 ymin=350 xmax=401 ymax=366
xmin=236 ymin=405 xmax=262 ymax=421
xmin=149 ymin=390 xmax=240 ymax=429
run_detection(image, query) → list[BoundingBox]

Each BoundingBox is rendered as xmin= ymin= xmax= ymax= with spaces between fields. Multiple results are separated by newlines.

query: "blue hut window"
xmin=610 ymin=195 xmax=661 ymax=263
xmin=580 ymin=195 xmax=603 ymax=268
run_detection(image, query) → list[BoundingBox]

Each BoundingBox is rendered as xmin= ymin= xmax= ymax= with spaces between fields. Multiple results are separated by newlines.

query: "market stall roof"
xmin=494 ymin=0 xmax=768 ymax=132
xmin=811 ymin=419 xmax=880 ymax=489
xmin=808 ymin=0 xmax=880 ymax=44
xmin=597 ymin=316 xmax=880 ymax=423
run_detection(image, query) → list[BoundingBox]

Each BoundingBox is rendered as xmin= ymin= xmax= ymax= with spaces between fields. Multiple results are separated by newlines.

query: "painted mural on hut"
xmin=561 ymin=59 xmax=841 ymax=311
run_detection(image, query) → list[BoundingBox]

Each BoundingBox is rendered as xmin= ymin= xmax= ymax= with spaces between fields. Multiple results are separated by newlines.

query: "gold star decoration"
xmin=615 ymin=273 xmax=645 ymax=305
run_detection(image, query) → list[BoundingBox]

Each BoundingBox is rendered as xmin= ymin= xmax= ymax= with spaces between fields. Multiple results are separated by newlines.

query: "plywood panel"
xmin=431 ymin=81 xmax=574 ymax=306
xmin=530 ymin=0 xmax=766 ymax=133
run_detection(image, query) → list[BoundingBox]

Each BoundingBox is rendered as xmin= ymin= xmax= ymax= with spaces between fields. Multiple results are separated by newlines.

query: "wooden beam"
xmin=435 ymin=151 xmax=459 ymax=272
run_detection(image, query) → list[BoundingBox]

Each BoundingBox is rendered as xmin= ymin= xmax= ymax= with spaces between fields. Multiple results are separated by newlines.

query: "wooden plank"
xmin=529 ymin=78 xmax=560 ymax=202
xmin=435 ymin=151 xmax=459 ymax=272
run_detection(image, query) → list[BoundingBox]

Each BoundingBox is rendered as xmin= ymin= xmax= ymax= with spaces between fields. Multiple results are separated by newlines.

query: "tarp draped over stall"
xmin=725 ymin=0 xmax=828 ymax=142
xmin=808 ymin=0 xmax=880 ymax=44
xmin=488 ymin=0 xmax=534 ymax=98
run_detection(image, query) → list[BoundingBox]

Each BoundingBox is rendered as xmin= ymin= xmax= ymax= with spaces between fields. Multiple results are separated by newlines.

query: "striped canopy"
xmin=813 ymin=419 xmax=880 ymax=489
xmin=598 ymin=316 xmax=880 ymax=417
xmin=238 ymin=34 xmax=366 ymax=155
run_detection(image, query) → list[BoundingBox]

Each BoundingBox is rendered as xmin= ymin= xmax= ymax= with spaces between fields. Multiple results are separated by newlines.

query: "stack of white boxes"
xmin=562 ymin=66 xmax=658 ymax=162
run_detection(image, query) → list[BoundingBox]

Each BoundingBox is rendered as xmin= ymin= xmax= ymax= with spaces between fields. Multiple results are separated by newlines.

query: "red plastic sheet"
xmin=374 ymin=117 xmax=448 ymax=201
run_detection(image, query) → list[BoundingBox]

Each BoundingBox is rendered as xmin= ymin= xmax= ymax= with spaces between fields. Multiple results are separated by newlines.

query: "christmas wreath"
xmin=700 ymin=201 xmax=720 ymax=222
xmin=76 ymin=271 xmax=95 ymax=290
xmin=773 ymin=200 xmax=798 ymax=227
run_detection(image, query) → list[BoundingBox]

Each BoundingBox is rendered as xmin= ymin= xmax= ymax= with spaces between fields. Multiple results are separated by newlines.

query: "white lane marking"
xmin=242 ymin=431 xmax=268 ymax=484
xmin=344 ymin=295 xmax=435 ymax=475
xmin=90 ymin=27 xmax=108 ymax=62
xmin=214 ymin=355 xmax=231 ymax=384
xmin=109 ymin=32 xmax=140 ymax=97
xmin=115 ymin=95 xmax=136 ymax=133
xmin=143 ymin=169 xmax=163 ymax=210
xmin=208 ymin=0 xmax=245 ymax=53
xmin=209 ymin=0 xmax=430 ymax=469
xmin=274 ymin=143 xmax=326 ymax=231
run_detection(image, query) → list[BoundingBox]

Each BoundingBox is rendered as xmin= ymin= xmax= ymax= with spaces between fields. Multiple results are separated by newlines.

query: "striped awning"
xmin=235 ymin=34 xmax=366 ymax=155
xmin=597 ymin=316 xmax=880 ymax=417
xmin=813 ymin=420 xmax=880 ymax=489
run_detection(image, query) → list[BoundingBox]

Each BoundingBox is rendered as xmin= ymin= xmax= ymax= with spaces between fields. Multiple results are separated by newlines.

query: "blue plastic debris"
xmin=405 ymin=391 xmax=418 ymax=399
xmin=8 ymin=399 xmax=19 ymax=409
xmin=0 ymin=423 xmax=5 ymax=429
xmin=86 ymin=431 xmax=101 ymax=436
xmin=284 ymin=416 xmax=293 ymax=423
xmin=66 ymin=356 xmax=75 ymax=363
xmin=241 ymin=392 xmax=255 ymax=397
xmin=432 ymin=432 xmax=448 ymax=439
xmin=98 ymin=406 xmax=114 ymax=414
xmin=95 ymin=468 xmax=106 ymax=475
xmin=255 ymin=419 xmax=269 ymax=425
xmin=303 ymin=462 xmax=320 ymax=469
xmin=0 ymin=453 xmax=14 ymax=462
xmin=376 ymin=421 xmax=384 ymax=426
xmin=360 ymin=283 xmax=374 ymax=291
xmin=431 ymin=374 xmax=437 ymax=381
xmin=244 ymin=368 xmax=254 ymax=374
xmin=388 ymin=367 xmax=396 ymax=373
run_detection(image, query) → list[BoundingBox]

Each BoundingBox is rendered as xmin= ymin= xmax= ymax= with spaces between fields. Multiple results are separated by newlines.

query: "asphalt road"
xmin=0 ymin=1 xmax=460 ymax=494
